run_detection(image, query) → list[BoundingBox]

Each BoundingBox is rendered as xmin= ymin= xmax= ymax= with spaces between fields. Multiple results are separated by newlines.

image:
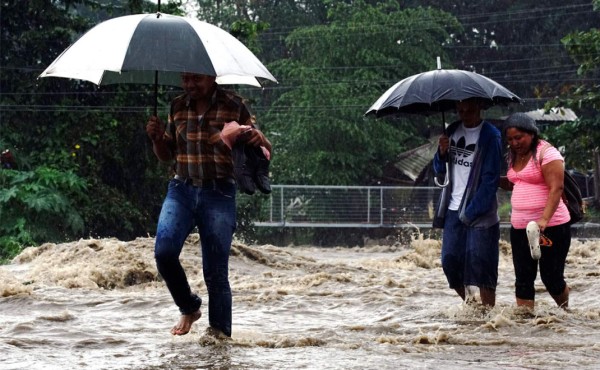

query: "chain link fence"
xmin=253 ymin=185 xmax=600 ymax=239
xmin=254 ymin=185 xmax=513 ymax=228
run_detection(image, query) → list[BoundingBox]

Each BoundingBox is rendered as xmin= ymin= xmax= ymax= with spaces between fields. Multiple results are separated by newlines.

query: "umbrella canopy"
xmin=365 ymin=67 xmax=521 ymax=188
xmin=365 ymin=68 xmax=521 ymax=118
xmin=39 ymin=13 xmax=277 ymax=88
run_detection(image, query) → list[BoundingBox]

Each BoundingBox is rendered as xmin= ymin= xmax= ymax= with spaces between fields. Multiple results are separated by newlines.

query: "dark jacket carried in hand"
xmin=232 ymin=142 xmax=271 ymax=195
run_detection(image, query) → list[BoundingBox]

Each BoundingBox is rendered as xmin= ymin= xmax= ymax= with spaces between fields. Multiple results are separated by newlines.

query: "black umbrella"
xmin=365 ymin=61 xmax=522 ymax=186
xmin=365 ymin=68 xmax=521 ymax=118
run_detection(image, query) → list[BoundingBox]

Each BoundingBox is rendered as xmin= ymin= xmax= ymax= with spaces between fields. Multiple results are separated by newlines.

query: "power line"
xmin=1 ymin=3 xmax=597 ymax=113
xmin=0 ymin=105 xmax=150 ymax=113
xmin=259 ymin=5 xmax=595 ymax=42
xmin=3 ymin=44 xmax=596 ymax=80
xmin=0 ymin=89 xmax=590 ymax=114
xmin=261 ymin=3 xmax=593 ymax=34
xmin=0 ymin=56 xmax=591 ymax=92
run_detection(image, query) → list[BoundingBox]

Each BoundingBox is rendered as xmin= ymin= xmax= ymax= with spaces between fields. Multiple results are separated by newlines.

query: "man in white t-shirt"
xmin=432 ymin=98 xmax=503 ymax=307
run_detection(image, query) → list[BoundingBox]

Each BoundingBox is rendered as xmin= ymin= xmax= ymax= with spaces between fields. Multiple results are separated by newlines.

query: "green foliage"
xmin=79 ymin=181 xmax=152 ymax=240
xmin=0 ymin=0 xmax=180 ymax=252
xmin=544 ymin=117 xmax=600 ymax=172
xmin=154 ymin=0 xmax=185 ymax=16
xmin=545 ymin=4 xmax=600 ymax=172
xmin=558 ymin=28 xmax=600 ymax=113
xmin=408 ymin=0 xmax=600 ymax=106
xmin=263 ymin=1 xmax=462 ymax=185
xmin=234 ymin=194 xmax=264 ymax=244
xmin=562 ymin=29 xmax=600 ymax=77
xmin=230 ymin=20 xmax=270 ymax=53
xmin=0 ymin=167 xmax=87 ymax=260
xmin=4 ymin=0 xmax=600 ymax=250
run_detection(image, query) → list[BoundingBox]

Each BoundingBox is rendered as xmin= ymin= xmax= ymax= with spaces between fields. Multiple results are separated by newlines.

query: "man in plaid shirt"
xmin=146 ymin=73 xmax=271 ymax=338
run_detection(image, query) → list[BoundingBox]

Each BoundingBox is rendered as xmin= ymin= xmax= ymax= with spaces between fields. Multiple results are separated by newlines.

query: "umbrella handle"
xmin=434 ymin=162 xmax=450 ymax=188
xmin=153 ymin=70 xmax=158 ymax=116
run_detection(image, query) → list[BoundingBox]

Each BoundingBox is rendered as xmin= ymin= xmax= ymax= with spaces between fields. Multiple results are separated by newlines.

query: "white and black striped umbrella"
xmin=39 ymin=13 xmax=277 ymax=88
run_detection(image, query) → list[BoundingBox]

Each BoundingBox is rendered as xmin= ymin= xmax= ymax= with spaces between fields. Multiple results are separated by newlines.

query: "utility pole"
xmin=593 ymin=148 xmax=600 ymax=207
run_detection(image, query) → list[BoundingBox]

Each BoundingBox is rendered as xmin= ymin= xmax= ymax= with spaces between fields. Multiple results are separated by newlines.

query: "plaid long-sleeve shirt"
xmin=164 ymin=88 xmax=253 ymax=180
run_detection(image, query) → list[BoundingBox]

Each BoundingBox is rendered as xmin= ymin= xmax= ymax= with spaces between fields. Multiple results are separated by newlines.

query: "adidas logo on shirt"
xmin=450 ymin=136 xmax=475 ymax=167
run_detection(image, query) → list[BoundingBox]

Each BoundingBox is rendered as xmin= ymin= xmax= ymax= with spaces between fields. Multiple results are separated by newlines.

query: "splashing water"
xmin=2 ymin=234 xmax=600 ymax=369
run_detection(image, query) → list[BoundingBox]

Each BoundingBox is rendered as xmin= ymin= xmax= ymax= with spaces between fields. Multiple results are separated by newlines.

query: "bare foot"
xmin=171 ymin=310 xmax=201 ymax=335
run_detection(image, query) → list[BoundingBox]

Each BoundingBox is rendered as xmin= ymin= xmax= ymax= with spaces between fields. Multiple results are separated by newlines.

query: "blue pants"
xmin=441 ymin=210 xmax=500 ymax=290
xmin=154 ymin=178 xmax=236 ymax=337
xmin=510 ymin=223 xmax=571 ymax=300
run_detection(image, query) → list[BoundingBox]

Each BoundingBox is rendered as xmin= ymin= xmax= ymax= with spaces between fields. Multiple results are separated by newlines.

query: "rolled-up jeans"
xmin=154 ymin=178 xmax=236 ymax=336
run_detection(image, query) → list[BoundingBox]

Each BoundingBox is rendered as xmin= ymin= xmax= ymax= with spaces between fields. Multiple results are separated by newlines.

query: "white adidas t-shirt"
xmin=449 ymin=123 xmax=482 ymax=210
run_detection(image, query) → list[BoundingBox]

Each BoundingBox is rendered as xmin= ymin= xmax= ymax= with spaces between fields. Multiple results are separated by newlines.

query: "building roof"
xmin=501 ymin=107 xmax=577 ymax=123
xmin=394 ymin=138 xmax=438 ymax=182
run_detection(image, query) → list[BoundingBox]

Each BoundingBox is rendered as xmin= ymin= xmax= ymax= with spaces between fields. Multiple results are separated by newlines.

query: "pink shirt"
xmin=507 ymin=140 xmax=570 ymax=229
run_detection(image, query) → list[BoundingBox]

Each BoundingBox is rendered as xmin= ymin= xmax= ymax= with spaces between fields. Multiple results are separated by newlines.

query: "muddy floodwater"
xmin=1 ymin=234 xmax=600 ymax=369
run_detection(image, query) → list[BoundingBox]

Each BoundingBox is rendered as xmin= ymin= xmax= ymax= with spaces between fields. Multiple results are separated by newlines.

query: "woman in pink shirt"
xmin=499 ymin=113 xmax=570 ymax=310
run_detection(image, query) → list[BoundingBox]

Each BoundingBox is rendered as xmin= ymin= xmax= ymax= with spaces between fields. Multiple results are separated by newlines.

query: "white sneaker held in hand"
xmin=526 ymin=221 xmax=541 ymax=260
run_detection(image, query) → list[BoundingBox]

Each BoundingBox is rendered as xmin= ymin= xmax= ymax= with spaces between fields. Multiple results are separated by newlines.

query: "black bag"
xmin=540 ymin=144 xmax=584 ymax=224
xmin=562 ymin=170 xmax=584 ymax=224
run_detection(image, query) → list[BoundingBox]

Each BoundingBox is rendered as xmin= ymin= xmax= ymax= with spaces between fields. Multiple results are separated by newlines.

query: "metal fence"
xmin=254 ymin=185 xmax=512 ymax=228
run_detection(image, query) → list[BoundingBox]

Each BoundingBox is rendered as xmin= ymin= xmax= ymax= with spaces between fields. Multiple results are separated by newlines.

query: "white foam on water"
xmin=1 ymin=235 xmax=600 ymax=369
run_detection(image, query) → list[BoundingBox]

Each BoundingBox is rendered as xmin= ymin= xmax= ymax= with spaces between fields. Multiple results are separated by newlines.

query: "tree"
xmin=261 ymin=1 xmax=461 ymax=185
xmin=403 ymin=0 xmax=600 ymax=111
xmin=0 ymin=0 xmax=183 ymax=258
xmin=0 ymin=167 xmax=87 ymax=262
xmin=541 ymin=0 xmax=600 ymax=172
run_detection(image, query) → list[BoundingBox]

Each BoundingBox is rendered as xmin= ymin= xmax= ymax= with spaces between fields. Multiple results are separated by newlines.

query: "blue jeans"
xmin=441 ymin=210 xmax=499 ymax=290
xmin=154 ymin=178 xmax=236 ymax=337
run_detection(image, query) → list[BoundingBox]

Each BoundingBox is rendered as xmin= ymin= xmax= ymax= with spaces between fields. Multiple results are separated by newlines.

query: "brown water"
xmin=1 ymin=233 xmax=600 ymax=370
